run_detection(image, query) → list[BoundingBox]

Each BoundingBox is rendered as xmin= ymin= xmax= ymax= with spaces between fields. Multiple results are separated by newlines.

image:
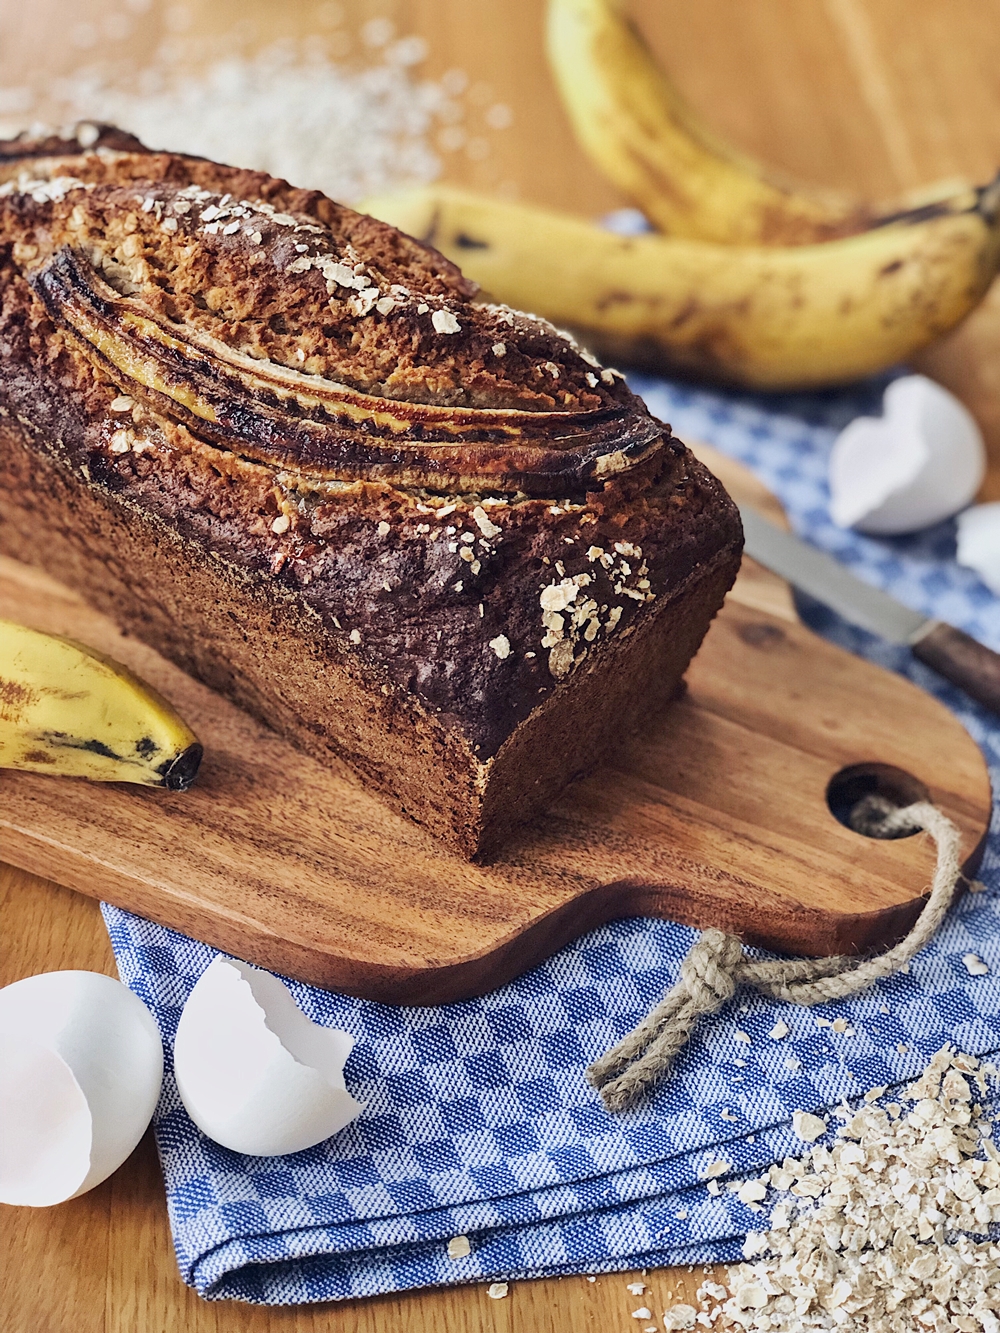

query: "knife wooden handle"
xmin=912 ymin=621 xmax=1000 ymax=716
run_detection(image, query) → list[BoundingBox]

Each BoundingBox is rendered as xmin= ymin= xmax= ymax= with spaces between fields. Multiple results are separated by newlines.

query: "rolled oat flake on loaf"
xmin=0 ymin=127 xmax=742 ymax=856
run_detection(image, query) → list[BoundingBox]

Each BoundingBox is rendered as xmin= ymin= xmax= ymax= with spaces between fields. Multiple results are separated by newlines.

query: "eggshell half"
xmin=0 ymin=971 xmax=163 ymax=1206
xmin=829 ymin=376 xmax=985 ymax=535
xmin=173 ymin=958 xmax=364 ymax=1156
xmin=956 ymin=502 xmax=1000 ymax=594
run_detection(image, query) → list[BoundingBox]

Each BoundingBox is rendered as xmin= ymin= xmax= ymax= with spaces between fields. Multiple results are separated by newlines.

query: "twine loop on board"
xmin=588 ymin=798 xmax=969 ymax=1114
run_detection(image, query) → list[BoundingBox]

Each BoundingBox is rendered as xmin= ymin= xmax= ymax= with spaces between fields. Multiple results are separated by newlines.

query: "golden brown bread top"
xmin=0 ymin=132 xmax=664 ymax=497
xmin=0 ymin=130 xmax=742 ymax=745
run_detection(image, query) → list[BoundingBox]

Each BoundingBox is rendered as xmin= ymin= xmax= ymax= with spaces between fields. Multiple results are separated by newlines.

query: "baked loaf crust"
xmin=0 ymin=127 xmax=742 ymax=857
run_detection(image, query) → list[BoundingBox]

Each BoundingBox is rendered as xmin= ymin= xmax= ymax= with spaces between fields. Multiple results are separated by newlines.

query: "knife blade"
xmin=739 ymin=505 xmax=1000 ymax=717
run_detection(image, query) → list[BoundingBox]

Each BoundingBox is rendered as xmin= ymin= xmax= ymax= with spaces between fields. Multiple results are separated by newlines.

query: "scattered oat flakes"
xmin=698 ymin=1282 xmax=728 ymax=1304
xmin=733 ymin=1282 xmax=769 ymax=1311
xmin=768 ymin=1020 xmax=789 ymax=1040
xmin=447 ymin=1235 xmax=471 ymax=1260
xmin=962 ymin=952 xmax=990 ymax=975
xmin=487 ymin=1282 xmax=508 ymax=1299
xmin=705 ymin=1047 xmax=1000 ymax=1333
xmin=632 ymin=1307 xmax=653 ymax=1320
xmin=663 ymin=1305 xmax=697 ymax=1330
xmin=270 ymin=513 xmax=290 ymax=534
xmin=791 ymin=1110 xmax=827 ymax=1143
xmin=734 ymin=1030 xmax=752 ymax=1045
xmin=703 ymin=1160 xmax=730 ymax=1180
xmin=431 ymin=308 xmax=461 ymax=334
xmin=737 ymin=1179 xmax=768 ymax=1205
xmin=489 ymin=634 xmax=511 ymax=660
xmin=831 ymin=1017 xmax=851 ymax=1033
xmin=628 ymin=1282 xmax=647 ymax=1295
xmin=472 ymin=505 xmax=501 ymax=540
xmin=376 ymin=520 xmax=391 ymax=538
xmin=349 ymin=629 xmax=362 ymax=645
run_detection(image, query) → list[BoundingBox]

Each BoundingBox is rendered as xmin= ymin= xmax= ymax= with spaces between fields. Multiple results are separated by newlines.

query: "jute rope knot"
xmin=588 ymin=798 xmax=966 ymax=1114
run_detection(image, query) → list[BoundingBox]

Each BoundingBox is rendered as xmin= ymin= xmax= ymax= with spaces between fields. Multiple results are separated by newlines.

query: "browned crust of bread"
xmin=0 ymin=129 xmax=743 ymax=856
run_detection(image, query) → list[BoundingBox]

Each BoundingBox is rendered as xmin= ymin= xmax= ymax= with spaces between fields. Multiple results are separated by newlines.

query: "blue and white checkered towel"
xmin=103 ymin=373 xmax=1000 ymax=1303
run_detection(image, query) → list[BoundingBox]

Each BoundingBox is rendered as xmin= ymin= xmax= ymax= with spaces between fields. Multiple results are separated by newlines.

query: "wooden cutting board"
xmin=0 ymin=445 xmax=990 ymax=1004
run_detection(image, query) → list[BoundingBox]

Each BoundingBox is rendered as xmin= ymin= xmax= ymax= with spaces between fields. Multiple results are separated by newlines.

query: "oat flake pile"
xmin=709 ymin=1047 xmax=1000 ymax=1332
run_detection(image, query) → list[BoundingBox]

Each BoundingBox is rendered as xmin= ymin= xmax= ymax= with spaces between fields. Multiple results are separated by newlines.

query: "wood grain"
xmin=1 ymin=465 xmax=990 ymax=1002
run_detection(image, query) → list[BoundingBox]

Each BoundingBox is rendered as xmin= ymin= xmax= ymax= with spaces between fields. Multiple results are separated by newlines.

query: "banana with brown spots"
xmin=0 ymin=619 xmax=201 ymax=789
xmin=361 ymin=181 xmax=1000 ymax=390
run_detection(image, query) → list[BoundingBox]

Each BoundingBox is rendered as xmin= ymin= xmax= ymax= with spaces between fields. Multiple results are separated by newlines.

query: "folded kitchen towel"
xmin=102 ymin=374 xmax=1000 ymax=1303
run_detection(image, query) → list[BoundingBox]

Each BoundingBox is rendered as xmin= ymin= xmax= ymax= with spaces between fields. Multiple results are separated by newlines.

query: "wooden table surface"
xmin=2 ymin=2 xmax=1000 ymax=1329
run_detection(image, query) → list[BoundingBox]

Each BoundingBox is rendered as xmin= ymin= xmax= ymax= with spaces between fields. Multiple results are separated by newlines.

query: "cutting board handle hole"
xmin=826 ymin=763 xmax=930 ymax=838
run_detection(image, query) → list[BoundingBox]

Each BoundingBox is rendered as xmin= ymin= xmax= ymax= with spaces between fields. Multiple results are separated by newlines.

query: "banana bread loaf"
xmin=0 ymin=126 xmax=742 ymax=857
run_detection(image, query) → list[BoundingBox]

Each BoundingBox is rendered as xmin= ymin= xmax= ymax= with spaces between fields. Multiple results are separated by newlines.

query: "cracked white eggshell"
xmin=173 ymin=958 xmax=364 ymax=1156
xmin=0 ymin=971 xmax=163 ymax=1207
xmin=956 ymin=502 xmax=1000 ymax=594
xmin=829 ymin=375 xmax=985 ymax=534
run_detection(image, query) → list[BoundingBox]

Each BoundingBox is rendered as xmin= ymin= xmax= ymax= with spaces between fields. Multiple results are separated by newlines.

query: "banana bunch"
xmin=0 ymin=619 xmax=202 ymax=789
xmin=544 ymin=0 xmax=964 ymax=246
xmin=361 ymin=182 xmax=1000 ymax=390
xmin=362 ymin=1 xmax=1000 ymax=389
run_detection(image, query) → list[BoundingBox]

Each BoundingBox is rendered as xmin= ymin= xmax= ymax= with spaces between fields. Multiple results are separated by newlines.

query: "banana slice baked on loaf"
xmin=0 ymin=127 xmax=743 ymax=857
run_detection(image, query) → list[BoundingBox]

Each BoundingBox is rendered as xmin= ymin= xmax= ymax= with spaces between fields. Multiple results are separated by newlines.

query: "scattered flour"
xmin=0 ymin=25 xmax=490 ymax=206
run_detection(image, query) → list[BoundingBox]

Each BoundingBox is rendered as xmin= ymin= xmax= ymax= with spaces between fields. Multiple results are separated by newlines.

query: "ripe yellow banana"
xmin=361 ymin=182 xmax=1000 ymax=391
xmin=545 ymin=0 xmax=970 ymax=245
xmin=0 ymin=619 xmax=202 ymax=788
